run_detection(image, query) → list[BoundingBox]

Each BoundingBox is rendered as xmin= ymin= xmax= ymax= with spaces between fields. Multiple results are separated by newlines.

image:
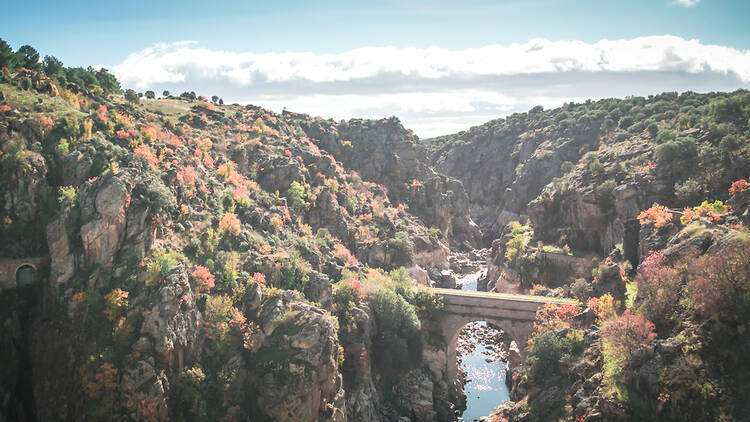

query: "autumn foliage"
xmin=191 ymin=265 xmax=215 ymax=293
xmin=637 ymin=203 xmax=673 ymax=228
xmin=218 ymin=212 xmax=241 ymax=236
xmin=603 ymin=310 xmax=656 ymax=359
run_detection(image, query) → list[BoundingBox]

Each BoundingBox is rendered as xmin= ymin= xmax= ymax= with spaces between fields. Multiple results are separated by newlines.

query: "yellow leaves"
xmin=83 ymin=119 xmax=93 ymax=139
xmin=103 ymin=288 xmax=129 ymax=321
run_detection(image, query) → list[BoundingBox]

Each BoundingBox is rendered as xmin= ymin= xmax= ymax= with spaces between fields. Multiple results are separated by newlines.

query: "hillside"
xmin=1 ymin=44 xmax=750 ymax=422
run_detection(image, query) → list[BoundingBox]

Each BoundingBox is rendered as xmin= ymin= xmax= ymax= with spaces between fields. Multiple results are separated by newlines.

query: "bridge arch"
xmin=428 ymin=288 xmax=577 ymax=402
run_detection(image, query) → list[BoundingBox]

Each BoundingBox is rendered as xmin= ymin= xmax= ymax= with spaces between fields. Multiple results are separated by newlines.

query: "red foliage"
xmin=177 ymin=165 xmax=196 ymax=187
xmin=587 ymin=297 xmax=601 ymax=315
xmin=133 ymin=145 xmax=159 ymax=167
xmin=191 ymin=265 xmax=215 ymax=293
xmin=603 ymin=310 xmax=656 ymax=358
xmin=555 ymin=303 xmax=582 ymax=319
xmin=252 ymin=272 xmax=266 ymax=285
xmin=687 ymin=243 xmax=750 ymax=317
xmin=729 ymin=178 xmax=750 ymax=196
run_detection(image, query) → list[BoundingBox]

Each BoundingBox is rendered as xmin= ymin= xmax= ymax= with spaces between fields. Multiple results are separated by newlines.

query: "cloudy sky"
xmin=3 ymin=0 xmax=750 ymax=137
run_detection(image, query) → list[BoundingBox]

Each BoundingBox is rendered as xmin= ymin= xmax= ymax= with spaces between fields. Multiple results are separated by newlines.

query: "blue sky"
xmin=2 ymin=0 xmax=749 ymax=136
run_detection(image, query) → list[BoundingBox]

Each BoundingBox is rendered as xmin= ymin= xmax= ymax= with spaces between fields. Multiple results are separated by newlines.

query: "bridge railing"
xmin=429 ymin=287 xmax=578 ymax=304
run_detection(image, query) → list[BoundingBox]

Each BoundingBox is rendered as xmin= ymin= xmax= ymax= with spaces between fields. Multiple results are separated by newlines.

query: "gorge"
xmin=1 ymin=45 xmax=750 ymax=422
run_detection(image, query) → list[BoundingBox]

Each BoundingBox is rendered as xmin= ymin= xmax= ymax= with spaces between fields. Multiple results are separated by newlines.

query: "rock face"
xmin=121 ymin=264 xmax=202 ymax=421
xmin=428 ymin=118 xmax=599 ymax=242
xmin=306 ymin=117 xmax=482 ymax=249
xmin=139 ymin=264 xmax=202 ymax=371
xmin=250 ymin=295 xmax=346 ymax=421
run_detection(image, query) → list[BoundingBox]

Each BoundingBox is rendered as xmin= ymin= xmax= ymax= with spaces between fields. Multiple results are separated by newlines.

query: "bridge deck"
xmin=429 ymin=287 xmax=577 ymax=304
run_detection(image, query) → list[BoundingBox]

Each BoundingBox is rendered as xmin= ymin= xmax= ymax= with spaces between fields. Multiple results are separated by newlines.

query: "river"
xmin=456 ymin=269 xmax=510 ymax=421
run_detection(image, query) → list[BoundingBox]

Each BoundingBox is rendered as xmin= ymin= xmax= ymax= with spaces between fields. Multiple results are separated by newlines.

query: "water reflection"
xmin=457 ymin=272 xmax=510 ymax=421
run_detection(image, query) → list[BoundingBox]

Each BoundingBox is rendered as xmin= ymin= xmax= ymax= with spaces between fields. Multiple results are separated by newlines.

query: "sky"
xmin=2 ymin=0 xmax=750 ymax=137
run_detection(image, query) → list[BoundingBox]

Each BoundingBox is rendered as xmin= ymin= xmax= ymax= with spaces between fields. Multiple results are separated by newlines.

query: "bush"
xmin=602 ymin=310 xmax=656 ymax=360
xmin=147 ymin=248 xmax=180 ymax=284
xmin=570 ymin=278 xmax=593 ymax=302
xmin=140 ymin=176 xmax=176 ymax=213
xmin=368 ymin=288 xmax=421 ymax=373
xmin=286 ymin=181 xmax=307 ymax=213
xmin=388 ymin=231 xmax=414 ymax=268
xmin=528 ymin=330 xmax=574 ymax=379
xmin=124 ymin=89 xmax=139 ymax=104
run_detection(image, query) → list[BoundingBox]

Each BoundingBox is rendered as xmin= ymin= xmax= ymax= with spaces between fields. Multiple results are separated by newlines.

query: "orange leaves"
xmin=219 ymin=212 xmax=241 ymax=236
xmin=191 ymin=265 xmax=215 ymax=293
xmin=117 ymin=129 xmax=137 ymax=140
xmin=637 ymin=203 xmax=673 ymax=228
xmin=133 ymin=144 xmax=159 ymax=167
xmin=39 ymin=114 xmax=54 ymax=130
xmin=177 ymin=165 xmax=197 ymax=187
xmin=252 ymin=272 xmax=266 ymax=284
xmin=729 ymin=178 xmax=750 ymax=196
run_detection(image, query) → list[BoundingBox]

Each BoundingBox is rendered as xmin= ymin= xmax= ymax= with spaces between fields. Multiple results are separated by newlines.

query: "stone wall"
xmin=0 ymin=256 xmax=48 ymax=289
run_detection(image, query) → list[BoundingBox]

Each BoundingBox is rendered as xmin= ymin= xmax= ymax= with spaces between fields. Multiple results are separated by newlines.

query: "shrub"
xmin=368 ymin=288 xmax=421 ymax=373
xmin=602 ymin=310 xmax=656 ymax=360
xmin=388 ymin=231 xmax=414 ymax=268
xmin=58 ymin=185 xmax=77 ymax=207
xmin=637 ymin=203 xmax=673 ymax=228
xmin=686 ymin=242 xmax=750 ymax=319
xmin=191 ymin=265 xmax=215 ymax=293
xmin=528 ymin=330 xmax=574 ymax=379
xmin=103 ymin=288 xmax=129 ymax=321
xmin=219 ymin=212 xmax=241 ymax=237
xmin=147 ymin=248 xmax=181 ymax=284
xmin=570 ymin=278 xmax=593 ymax=302
xmin=140 ymin=176 xmax=176 ymax=213
xmin=635 ymin=251 xmax=681 ymax=329
xmin=286 ymin=181 xmax=307 ymax=213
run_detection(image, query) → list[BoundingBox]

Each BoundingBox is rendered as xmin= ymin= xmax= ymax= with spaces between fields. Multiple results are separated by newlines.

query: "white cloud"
xmin=674 ymin=0 xmax=700 ymax=6
xmin=110 ymin=36 xmax=749 ymax=137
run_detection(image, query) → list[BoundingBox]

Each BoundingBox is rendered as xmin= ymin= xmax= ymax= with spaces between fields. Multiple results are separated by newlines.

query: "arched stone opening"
xmin=15 ymin=264 xmax=37 ymax=288
xmin=443 ymin=315 xmax=532 ymax=388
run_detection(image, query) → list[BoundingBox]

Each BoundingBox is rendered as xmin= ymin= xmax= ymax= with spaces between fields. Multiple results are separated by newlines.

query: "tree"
xmin=527 ymin=330 xmax=574 ymax=379
xmin=211 ymin=95 xmax=219 ymax=103
xmin=191 ymin=265 xmax=215 ymax=293
xmin=95 ymin=68 xmax=121 ymax=93
xmin=137 ymin=92 xmax=143 ymax=98
xmin=603 ymin=310 xmax=656 ymax=360
xmin=124 ymin=89 xmax=139 ymax=104
xmin=219 ymin=98 xmax=224 ymax=105
xmin=0 ymin=38 xmax=15 ymax=69
xmin=637 ymin=203 xmax=673 ymax=228
xmin=286 ymin=181 xmax=307 ymax=213
xmin=145 ymin=90 xmax=155 ymax=99
xmin=162 ymin=90 xmax=170 ymax=97
xmin=42 ymin=55 xmax=63 ymax=76
xmin=15 ymin=45 xmax=40 ymax=70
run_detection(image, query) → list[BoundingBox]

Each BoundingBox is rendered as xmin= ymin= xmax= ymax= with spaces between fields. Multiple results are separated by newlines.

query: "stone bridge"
xmin=428 ymin=288 xmax=577 ymax=390
xmin=0 ymin=256 xmax=48 ymax=289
